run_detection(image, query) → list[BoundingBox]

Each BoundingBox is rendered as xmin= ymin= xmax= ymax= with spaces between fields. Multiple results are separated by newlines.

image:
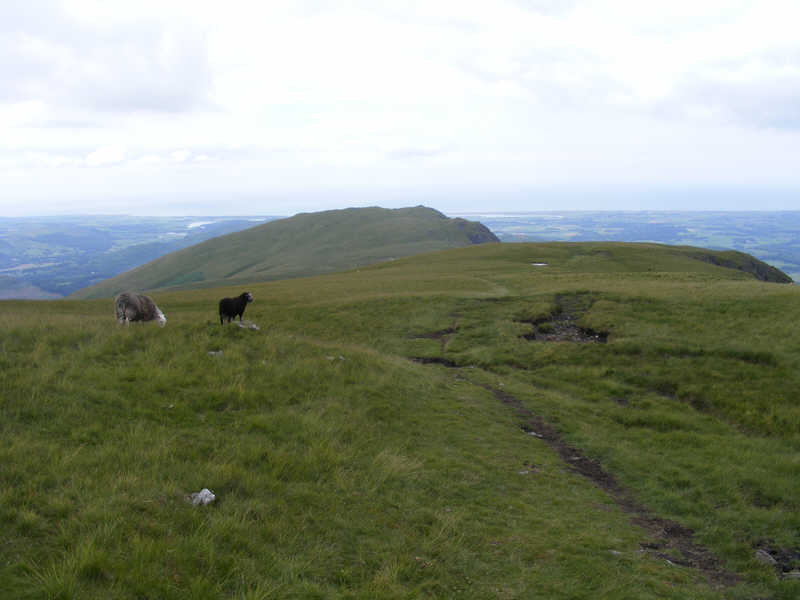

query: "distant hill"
xmin=71 ymin=206 xmax=499 ymax=298
xmin=0 ymin=216 xmax=277 ymax=298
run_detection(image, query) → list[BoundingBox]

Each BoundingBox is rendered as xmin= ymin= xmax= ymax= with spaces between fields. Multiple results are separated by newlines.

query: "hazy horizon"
xmin=3 ymin=204 xmax=800 ymax=219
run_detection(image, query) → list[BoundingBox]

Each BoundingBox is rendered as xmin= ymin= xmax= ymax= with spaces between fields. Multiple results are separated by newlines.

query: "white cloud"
xmin=170 ymin=149 xmax=190 ymax=163
xmin=0 ymin=100 xmax=47 ymax=130
xmin=86 ymin=145 xmax=126 ymax=166
xmin=0 ymin=0 xmax=799 ymax=214
xmin=132 ymin=153 xmax=162 ymax=165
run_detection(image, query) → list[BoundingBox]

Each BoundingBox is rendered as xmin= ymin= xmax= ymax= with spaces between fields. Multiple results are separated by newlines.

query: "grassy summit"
xmin=2 ymin=242 xmax=798 ymax=599
xmin=70 ymin=206 xmax=498 ymax=299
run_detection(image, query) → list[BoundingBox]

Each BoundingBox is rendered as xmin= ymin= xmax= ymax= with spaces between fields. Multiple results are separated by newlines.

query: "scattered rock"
xmin=236 ymin=320 xmax=259 ymax=330
xmin=207 ymin=350 xmax=223 ymax=357
xmin=755 ymin=549 xmax=778 ymax=566
xmin=186 ymin=488 xmax=216 ymax=506
xmin=754 ymin=543 xmax=800 ymax=574
xmin=783 ymin=570 xmax=800 ymax=580
xmin=518 ymin=461 xmax=539 ymax=475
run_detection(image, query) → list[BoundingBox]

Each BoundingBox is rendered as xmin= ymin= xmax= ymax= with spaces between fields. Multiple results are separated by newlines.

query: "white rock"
xmin=188 ymin=488 xmax=216 ymax=506
xmin=783 ymin=570 xmax=800 ymax=580
xmin=754 ymin=549 xmax=777 ymax=566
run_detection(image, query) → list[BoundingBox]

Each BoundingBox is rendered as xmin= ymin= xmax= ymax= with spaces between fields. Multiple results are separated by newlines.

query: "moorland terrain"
xmin=471 ymin=211 xmax=800 ymax=282
xmin=1 ymin=240 xmax=798 ymax=599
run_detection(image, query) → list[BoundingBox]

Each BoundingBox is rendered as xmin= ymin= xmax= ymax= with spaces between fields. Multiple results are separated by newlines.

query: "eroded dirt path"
xmin=409 ymin=293 xmax=736 ymax=587
xmin=487 ymin=384 xmax=738 ymax=587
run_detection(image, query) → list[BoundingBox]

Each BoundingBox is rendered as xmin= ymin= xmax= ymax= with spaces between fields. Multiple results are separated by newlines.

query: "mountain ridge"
xmin=70 ymin=206 xmax=499 ymax=299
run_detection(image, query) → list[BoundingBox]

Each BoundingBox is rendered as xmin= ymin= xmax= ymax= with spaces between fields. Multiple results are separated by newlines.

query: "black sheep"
xmin=219 ymin=291 xmax=253 ymax=324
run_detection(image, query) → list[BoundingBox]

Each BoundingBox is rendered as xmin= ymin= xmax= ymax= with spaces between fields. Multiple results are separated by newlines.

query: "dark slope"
xmin=684 ymin=248 xmax=793 ymax=283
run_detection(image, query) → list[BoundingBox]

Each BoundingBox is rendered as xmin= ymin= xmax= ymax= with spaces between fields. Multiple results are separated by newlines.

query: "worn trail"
xmin=486 ymin=383 xmax=737 ymax=587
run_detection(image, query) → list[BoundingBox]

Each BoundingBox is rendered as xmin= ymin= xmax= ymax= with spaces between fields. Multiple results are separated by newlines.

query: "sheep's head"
xmin=156 ymin=309 xmax=167 ymax=327
xmin=245 ymin=292 xmax=253 ymax=303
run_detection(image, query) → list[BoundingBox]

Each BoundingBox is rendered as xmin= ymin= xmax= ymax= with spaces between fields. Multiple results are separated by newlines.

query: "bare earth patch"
xmin=517 ymin=293 xmax=608 ymax=343
xmin=489 ymin=385 xmax=738 ymax=587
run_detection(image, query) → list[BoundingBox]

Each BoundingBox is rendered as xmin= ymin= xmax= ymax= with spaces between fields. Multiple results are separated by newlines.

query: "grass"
xmin=71 ymin=207 xmax=497 ymax=299
xmin=2 ymin=241 xmax=799 ymax=598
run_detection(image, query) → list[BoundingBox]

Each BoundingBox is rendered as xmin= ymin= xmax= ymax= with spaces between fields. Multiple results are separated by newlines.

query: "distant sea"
xmin=453 ymin=211 xmax=800 ymax=283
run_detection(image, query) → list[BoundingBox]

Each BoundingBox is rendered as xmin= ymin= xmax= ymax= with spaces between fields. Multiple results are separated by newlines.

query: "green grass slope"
xmin=70 ymin=206 xmax=499 ymax=299
xmin=3 ymin=242 xmax=799 ymax=599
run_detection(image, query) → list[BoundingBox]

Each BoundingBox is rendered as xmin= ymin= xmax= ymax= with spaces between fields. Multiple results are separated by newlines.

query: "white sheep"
xmin=114 ymin=292 xmax=166 ymax=326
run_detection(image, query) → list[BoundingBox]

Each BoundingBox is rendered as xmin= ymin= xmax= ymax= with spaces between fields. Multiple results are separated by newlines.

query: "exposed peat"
xmin=518 ymin=293 xmax=608 ymax=343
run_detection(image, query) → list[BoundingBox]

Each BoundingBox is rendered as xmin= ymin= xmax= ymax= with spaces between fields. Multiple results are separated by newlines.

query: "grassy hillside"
xmin=2 ymin=242 xmax=799 ymax=599
xmin=70 ymin=206 xmax=498 ymax=299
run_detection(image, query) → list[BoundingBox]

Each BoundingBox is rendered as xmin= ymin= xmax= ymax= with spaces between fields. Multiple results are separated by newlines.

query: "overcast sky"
xmin=2 ymin=0 xmax=799 ymax=216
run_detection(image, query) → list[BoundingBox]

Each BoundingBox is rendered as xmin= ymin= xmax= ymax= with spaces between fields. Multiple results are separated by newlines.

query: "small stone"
xmin=208 ymin=350 xmax=223 ymax=357
xmin=609 ymin=550 xmax=622 ymax=556
xmin=755 ymin=549 xmax=777 ymax=566
xmin=783 ymin=570 xmax=800 ymax=580
xmin=187 ymin=488 xmax=216 ymax=506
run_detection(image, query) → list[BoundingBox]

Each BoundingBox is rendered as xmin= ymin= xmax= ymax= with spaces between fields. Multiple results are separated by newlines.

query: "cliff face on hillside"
xmin=688 ymin=250 xmax=793 ymax=283
xmin=452 ymin=218 xmax=499 ymax=244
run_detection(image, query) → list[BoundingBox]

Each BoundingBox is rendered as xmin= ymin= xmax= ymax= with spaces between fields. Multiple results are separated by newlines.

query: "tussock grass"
xmin=2 ymin=242 xmax=799 ymax=598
